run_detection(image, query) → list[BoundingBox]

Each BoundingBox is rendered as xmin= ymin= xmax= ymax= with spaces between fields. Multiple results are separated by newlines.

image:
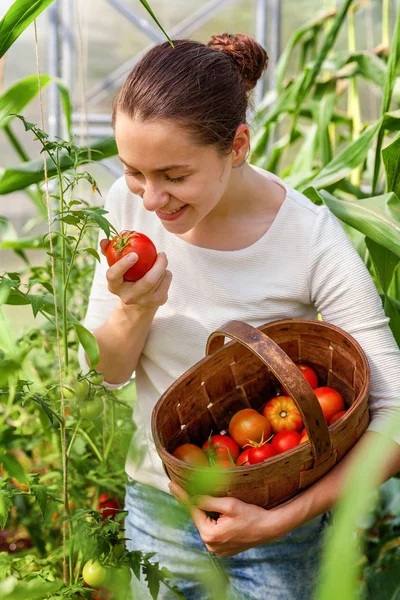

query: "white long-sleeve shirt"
xmin=79 ymin=170 xmax=400 ymax=493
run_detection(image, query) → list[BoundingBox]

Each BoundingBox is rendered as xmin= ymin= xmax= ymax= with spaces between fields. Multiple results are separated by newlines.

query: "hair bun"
xmin=208 ymin=33 xmax=268 ymax=91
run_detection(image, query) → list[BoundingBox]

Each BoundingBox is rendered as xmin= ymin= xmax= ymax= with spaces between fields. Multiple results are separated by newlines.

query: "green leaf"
xmin=312 ymin=79 xmax=337 ymax=166
xmin=366 ymin=238 xmax=400 ymax=344
xmin=84 ymin=209 xmax=111 ymax=238
xmin=0 ymin=489 xmax=13 ymax=529
xmin=344 ymin=51 xmax=386 ymax=88
xmin=304 ymin=120 xmax=382 ymax=190
xmin=383 ymin=133 xmax=400 ymax=197
xmin=27 ymin=294 xmax=45 ymax=317
xmin=319 ymin=190 xmax=400 ymax=258
xmin=366 ymin=238 xmax=400 ymax=293
xmin=0 ymin=136 xmax=118 ymax=195
xmin=0 ymin=75 xmax=51 ymax=128
xmin=30 ymin=484 xmax=48 ymax=517
xmin=54 ymin=77 xmax=72 ymax=139
xmin=138 ymin=0 xmax=172 ymax=46
xmin=0 ymin=0 xmax=54 ymax=59
xmin=74 ymin=323 xmax=100 ymax=369
xmin=0 ymin=451 xmax=27 ymax=484
xmin=275 ymin=9 xmax=336 ymax=90
xmin=316 ymin=414 xmax=400 ymax=600
xmin=0 ymin=235 xmax=49 ymax=250
xmin=83 ymin=247 xmax=101 ymax=262
xmin=0 ymin=577 xmax=62 ymax=600
xmin=373 ymin=4 xmax=400 ymax=192
xmin=291 ymin=0 xmax=355 ymax=128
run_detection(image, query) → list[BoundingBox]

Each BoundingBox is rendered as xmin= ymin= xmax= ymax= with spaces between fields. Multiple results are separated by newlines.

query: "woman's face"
xmin=114 ymin=113 xmax=233 ymax=234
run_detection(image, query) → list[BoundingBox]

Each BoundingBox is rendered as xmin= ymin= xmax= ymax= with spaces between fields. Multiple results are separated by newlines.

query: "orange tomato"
xmin=263 ymin=396 xmax=303 ymax=433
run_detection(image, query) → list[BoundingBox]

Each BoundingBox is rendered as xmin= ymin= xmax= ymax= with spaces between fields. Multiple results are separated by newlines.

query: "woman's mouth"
xmin=156 ymin=204 xmax=188 ymax=221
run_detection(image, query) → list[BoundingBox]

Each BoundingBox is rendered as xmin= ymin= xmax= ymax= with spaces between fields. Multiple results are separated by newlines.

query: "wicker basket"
xmin=152 ymin=319 xmax=370 ymax=508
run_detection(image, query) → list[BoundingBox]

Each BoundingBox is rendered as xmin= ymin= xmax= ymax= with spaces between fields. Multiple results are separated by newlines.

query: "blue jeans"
xmin=124 ymin=479 xmax=331 ymax=600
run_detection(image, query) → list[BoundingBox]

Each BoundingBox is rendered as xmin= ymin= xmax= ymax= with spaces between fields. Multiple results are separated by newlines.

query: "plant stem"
xmin=79 ymin=428 xmax=103 ymax=462
xmin=382 ymin=0 xmax=390 ymax=47
xmin=348 ymin=5 xmax=362 ymax=186
xmin=67 ymin=417 xmax=82 ymax=457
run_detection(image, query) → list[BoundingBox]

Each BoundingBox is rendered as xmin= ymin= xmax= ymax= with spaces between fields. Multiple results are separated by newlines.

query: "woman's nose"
xmin=142 ymin=183 xmax=170 ymax=212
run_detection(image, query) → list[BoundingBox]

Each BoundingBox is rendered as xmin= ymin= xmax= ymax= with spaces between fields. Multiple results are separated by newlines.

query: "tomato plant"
xmin=263 ymin=396 xmax=303 ymax=432
xmin=248 ymin=443 xmax=277 ymax=464
xmin=106 ymin=230 xmax=157 ymax=281
xmin=82 ymin=560 xmax=110 ymax=588
xmin=282 ymin=363 xmax=319 ymax=395
xmin=90 ymin=372 xmax=104 ymax=386
xmin=172 ymin=443 xmax=209 ymax=466
xmin=202 ymin=434 xmax=240 ymax=462
xmin=314 ymin=386 xmax=345 ymax=422
xmin=329 ymin=410 xmax=347 ymax=425
xmin=229 ymin=409 xmax=271 ymax=448
xmin=271 ymin=430 xmax=301 ymax=453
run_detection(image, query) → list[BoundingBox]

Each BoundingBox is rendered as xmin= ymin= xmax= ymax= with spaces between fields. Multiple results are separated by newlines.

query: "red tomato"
xmin=236 ymin=448 xmax=251 ymax=466
xmin=172 ymin=443 xmax=209 ymax=467
xmin=98 ymin=493 xmax=120 ymax=519
xmin=282 ymin=363 xmax=319 ymax=395
xmin=248 ymin=444 xmax=277 ymax=464
xmin=271 ymin=430 xmax=301 ymax=454
xmin=329 ymin=410 xmax=347 ymax=425
xmin=300 ymin=428 xmax=306 ymax=437
xmin=300 ymin=433 xmax=309 ymax=443
xmin=106 ymin=231 xmax=157 ymax=282
xmin=214 ymin=458 xmax=235 ymax=468
xmin=229 ymin=409 xmax=271 ymax=448
xmin=314 ymin=387 xmax=345 ymax=422
xmin=262 ymin=396 xmax=303 ymax=433
xmin=202 ymin=434 xmax=240 ymax=462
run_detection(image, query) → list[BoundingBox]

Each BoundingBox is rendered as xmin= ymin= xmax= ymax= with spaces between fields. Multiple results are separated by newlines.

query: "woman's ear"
xmin=231 ymin=124 xmax=250 ymax=167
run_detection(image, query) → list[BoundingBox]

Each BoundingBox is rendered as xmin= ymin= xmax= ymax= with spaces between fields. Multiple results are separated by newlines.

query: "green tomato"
xmin=79 ymin=396 xmax=104 ymax=420
xmin=90 ymin=372 xmax=104 ymax=386
xmin=76 ymin=379 xmax=90 ymax=400
xmin=62 ymin=386 xmax=74 ymax=399
xmin=82 ymin=560 xmax=110 ymax=588
xmin=105 ymin=566 xmax=131 ymax=593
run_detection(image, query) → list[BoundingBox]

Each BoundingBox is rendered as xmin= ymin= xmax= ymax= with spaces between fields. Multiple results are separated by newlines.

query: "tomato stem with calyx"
xmin=111 ymin=231 xmax=140 ymax=255
xmin=243 ymin=432 xmax=274 ymax=448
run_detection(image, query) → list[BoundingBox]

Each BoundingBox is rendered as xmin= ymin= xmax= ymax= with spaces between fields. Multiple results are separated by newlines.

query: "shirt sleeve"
xmin=77 ymin=176 xmax=129 ymax=387
xmin=308 ymin=206 xmax=400 ymax=444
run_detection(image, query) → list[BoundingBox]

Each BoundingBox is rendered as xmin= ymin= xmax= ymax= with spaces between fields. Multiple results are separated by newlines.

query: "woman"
xmin=79 ymin=34 xmax=400 ymax=599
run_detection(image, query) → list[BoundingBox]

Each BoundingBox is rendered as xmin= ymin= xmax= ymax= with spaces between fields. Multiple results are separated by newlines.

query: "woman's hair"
xmin=112 ymin=34 xmax=268 ymax=154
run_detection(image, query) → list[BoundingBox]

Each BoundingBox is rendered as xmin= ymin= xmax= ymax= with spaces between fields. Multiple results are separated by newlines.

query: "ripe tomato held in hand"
xmin=248 ymin=443 xmax=277 ymax=464
xmin=262 ymin=396 xmax=303 ymax=433
xmin=314 ymin=387 xmax=345 ymax=422
xmin=236 ymin=448 xmax=251 ymax=466
xmin=106 ymin=230 xmax=157 ymax=282
xmin=282 ymin=363 xmax=319 ymax=395
xmin=82 ymin=560 xmax=110 ymax=588
xmin=202 ymin=434 xmax=240 ymax=462
xmin=229 ymin=409 xmax=271 ymax=448
xmin=271 ymin=430 xmax=301 ymax=454
xmin=172 ymin=443 xmax=209 ymax=467
xmin=329 ymin=410 xmax=347 ymax=425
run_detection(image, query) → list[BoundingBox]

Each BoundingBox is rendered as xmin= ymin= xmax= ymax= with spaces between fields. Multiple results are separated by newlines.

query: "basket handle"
xmin=206 ymin=320 xmax=333 ymax=468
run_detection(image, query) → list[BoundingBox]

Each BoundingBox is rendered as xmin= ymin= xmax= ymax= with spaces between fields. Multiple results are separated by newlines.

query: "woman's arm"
xmin=169 ymin=430 xmax=400 ymax=557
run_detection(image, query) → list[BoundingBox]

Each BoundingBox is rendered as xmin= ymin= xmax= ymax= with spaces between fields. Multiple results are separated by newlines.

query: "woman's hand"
xmin=100 ymin=239 xmax=172 ymax=310
xmin=169 ymin=482 xmax=285 ymax=557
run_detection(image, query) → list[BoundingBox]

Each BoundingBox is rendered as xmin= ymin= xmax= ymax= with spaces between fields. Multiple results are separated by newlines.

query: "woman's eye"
xmin=165 ymin=175 xmax=186 ymax=183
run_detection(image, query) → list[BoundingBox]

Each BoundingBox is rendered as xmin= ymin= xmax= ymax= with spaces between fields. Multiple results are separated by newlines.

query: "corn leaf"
xmin=315 ymin=189 xmax=400 ymax=259
xmin=303 ymin=120 xmax=382 ymax=190
xmin=0 ymin=0 xmax=54 ymax=58
xmin=0 ymin=136 xmax=118 ymax=194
